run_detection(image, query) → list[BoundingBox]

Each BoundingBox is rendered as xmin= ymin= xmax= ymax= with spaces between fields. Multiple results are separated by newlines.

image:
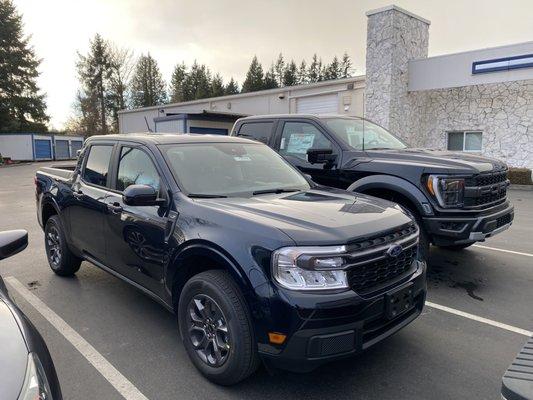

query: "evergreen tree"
xmin=308 ymin=54 xmax=322 ymax=83
xmin=241 ymin=56 xmax=264 ymax=92
xmin=0 ymin=0 xmax=49 ymax=131
xmin=274 ymin=53 xmax=285 ymax=87
xmin=324 ymin=56 xmax=342 ymax=80
xmin=183 ymin=61 xmax=212 ymax=100
xmin=283 ymin=60 xmax=298 ymax=86
xmin=170 ymin=62 xmax=187 ymax=102
xmin=263 ymin=64 xmax=279 ymax=89
xmin=210 ymin=73 xmax=225 ymax=97
xmin=131 ymin=53 xmax=167 ymax=107
xmin=224 ymin=78 xmax=239 ymax=95
xmin=76 ymin=33 xmax=114 ymax=135
xmin=297 ymin=60 xmax=308 ymax=85
xmin=340 ymin=52 xmax=353 ymax=78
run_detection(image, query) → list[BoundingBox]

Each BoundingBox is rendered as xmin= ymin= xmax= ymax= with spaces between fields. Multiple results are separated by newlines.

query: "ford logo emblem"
xmin=386 ymin=244 xmax=403 ymax=258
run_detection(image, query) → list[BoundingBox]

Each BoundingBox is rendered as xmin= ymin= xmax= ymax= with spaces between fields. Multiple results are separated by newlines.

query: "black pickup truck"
xmin=232 ymin=114 xmax=515 ymax=256
xmin=36 ymin=133 xmax=426 ymax=385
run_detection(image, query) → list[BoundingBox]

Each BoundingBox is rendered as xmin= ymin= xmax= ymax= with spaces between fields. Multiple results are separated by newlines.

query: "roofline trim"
xmin=118 ymin=75 xmax=365 ymax=115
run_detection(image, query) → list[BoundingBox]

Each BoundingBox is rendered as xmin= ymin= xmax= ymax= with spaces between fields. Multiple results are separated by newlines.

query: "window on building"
xmin=237 ymin=122 xmax=274 ymax=144
xmin=82 ymin=145 xmax=113 ymax=187
xmin=116 ymin=147 xmax=160 ymax=194
xmin=447 ymin=131 xmax=483 ymax=152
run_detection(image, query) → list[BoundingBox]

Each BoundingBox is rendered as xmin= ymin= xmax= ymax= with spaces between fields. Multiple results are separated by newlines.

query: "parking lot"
xmin=1 ymin=161 xmax=532 ymax=400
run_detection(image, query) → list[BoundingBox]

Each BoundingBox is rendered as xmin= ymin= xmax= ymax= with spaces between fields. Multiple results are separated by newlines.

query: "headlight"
xmin=272 ymin=246 xmax=349 ymax=291
xmin=426 ymin=175 xmax=465 ymax=208
xmin=18 ymin=353 xmax=52 ymax=400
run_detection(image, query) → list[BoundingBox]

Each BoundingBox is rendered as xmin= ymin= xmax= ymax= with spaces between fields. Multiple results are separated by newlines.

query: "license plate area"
xmin=385 ymin=283 xmax=414 ymax=320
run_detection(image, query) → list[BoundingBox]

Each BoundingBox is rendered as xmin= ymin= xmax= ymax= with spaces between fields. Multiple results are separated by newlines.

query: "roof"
xmin=86 ymin=133 xmax=258 ymax=145
xmin=118 ymin=76 xmax=366 ymax=115
xmin=236 ymin=113 xmax=359 ymax=121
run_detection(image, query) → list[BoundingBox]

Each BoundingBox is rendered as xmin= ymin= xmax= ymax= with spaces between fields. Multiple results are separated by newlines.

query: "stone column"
xmin=364 ymin=5 xmax=430 ymax=143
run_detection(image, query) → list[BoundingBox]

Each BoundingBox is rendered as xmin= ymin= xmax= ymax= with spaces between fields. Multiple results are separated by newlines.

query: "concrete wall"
xmin=0 ymin=134 xmax=33 ymax=160
xmin=119 ymin=77 xmax=365 ymax=133
xmin=409 ymin=42 xmax=533 ymax=91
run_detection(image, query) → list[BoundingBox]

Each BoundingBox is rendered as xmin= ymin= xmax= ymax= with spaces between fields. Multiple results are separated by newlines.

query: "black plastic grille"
xmin=347 ymin=246 xmax=417 ymax=295
xmin=346 ymin=224 xmax=417 ymax=252
xmin=497 ymin=213 xmax=512 ymax=228
xmin=465 ymin=189 xmax=507 ymax=207
xmin=470 ymin=171 xmax=508 ymax=187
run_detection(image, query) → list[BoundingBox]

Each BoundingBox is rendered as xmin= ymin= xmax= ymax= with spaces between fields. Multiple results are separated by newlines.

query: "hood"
xmin=0 ymin=299 xmax=29 ymax=400
xmin=362 ymin=148 xmax=507 ymax=174
xmin=195 ymin=189 xmax=413 ymax=245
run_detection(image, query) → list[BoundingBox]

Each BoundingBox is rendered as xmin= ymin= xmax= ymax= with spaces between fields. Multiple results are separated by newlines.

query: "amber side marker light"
xmin=426 ymin=177 xmax=435 ymax=196
xmin=268 ymin=332 xmax=287 ymax=344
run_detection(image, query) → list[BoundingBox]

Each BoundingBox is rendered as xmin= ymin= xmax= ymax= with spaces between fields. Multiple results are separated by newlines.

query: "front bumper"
xmin=422 ymin=203 xmax=514 ymax=246
xmin=258 ymin=260 xmax=426 ymax=372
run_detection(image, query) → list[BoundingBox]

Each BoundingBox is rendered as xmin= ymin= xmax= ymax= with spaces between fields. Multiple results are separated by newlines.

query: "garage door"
xmin=55 ymin=140 xmax=70 ymax=159
xmin=71 ymin=141 xmax=83 ymax=157
xmin=34 ymin=139 xmax=52 ymax=159
xmin=296 ymin=94 xmax=338 ymax=114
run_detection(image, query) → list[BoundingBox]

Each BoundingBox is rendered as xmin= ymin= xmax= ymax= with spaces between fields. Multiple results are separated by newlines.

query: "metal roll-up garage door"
xmin=34 ymin=139 xmax=52 ymax=159
xmin=71 ymin=141 xmax=83 ymax=157
xmin=55 ymin=140 xmax=70 ymax=159
xmin=296 ymin=93 xmax=338 ymax=114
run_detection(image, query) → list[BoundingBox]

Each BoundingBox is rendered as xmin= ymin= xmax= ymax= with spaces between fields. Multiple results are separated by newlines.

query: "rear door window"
xmin=82 ymin=145 xmax=113 ymax=187
xmin=237 ymin=122 xmax=274 ymax=144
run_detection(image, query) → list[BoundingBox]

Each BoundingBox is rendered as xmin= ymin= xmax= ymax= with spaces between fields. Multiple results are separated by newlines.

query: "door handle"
xmin=107 ymin=202 xmax=123 ymax=213
xmin=72 ymin=190 xmax=84 ymax=199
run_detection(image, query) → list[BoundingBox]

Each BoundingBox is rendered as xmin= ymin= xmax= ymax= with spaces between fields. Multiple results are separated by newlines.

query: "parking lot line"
xmin=5 ymin=277 xmax=150 ymax=400
xmin=426 ymin=301 xmax=532 ymax=337
xmin=473 ymin=244 xmax=533 ymax=258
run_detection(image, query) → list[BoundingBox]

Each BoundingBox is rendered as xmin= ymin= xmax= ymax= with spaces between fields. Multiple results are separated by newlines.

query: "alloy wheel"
xmin=46 ymin=226 xmax=61 ymax=266
xmin=187 ymin=294 xmax=231 ymax=367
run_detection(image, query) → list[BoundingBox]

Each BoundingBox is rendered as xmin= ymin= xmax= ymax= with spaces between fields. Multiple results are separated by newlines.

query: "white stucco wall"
xmin=0 ymin=134 xmax=33 ymax=160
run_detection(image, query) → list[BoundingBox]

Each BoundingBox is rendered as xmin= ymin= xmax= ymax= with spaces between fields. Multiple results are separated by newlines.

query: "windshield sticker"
xmin=286 ymin=133 xmax=315 ymax=154
xmin=234 ymin=156 xmax=252 ymax=161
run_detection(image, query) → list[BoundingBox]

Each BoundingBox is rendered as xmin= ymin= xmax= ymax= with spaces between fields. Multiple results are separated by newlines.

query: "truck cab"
xmin=232 ymin=114 xmax=515 ymax=255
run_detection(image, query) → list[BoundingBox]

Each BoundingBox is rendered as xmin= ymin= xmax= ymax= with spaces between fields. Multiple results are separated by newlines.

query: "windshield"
xmin=161 ymin=142 xmax=310 ymax=197
xmin=324 ymin=117 xmax=407 ymax=150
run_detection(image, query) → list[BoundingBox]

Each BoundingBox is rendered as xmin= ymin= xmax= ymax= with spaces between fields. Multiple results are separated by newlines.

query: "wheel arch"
xmin=347 ymin=175 xmax=431 ymax=217
xmin=166 ymin=240 xmax=251 ymax=311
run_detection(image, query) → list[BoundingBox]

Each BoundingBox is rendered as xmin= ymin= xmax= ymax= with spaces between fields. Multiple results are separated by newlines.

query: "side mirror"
xmin=307 ymin=148 xmax=336 ymax=165
xmin=123 ymin=184 xmax=166 ymax=207
xmin=0 ymin=230 xmax=28 ymax=260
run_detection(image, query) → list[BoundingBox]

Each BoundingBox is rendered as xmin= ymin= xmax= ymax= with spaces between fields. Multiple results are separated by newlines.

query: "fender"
xmin=347 ymin=174 xmax=433 ymax=216
xmin=39 ymin=193 xmax=62 ymax=227
xmin=165 ymin=240 xmax=253 ymax=300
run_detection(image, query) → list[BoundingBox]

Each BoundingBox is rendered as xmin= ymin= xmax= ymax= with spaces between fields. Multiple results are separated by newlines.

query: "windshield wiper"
xmin=252 ymin=188 xmax=301 ymax=196
xmin=187 ymin=193 xmax=228 ymax=198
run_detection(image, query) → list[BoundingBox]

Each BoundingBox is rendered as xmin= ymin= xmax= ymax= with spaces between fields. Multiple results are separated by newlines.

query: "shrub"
xmin=508 ymin=167 xmax=533 ymax=185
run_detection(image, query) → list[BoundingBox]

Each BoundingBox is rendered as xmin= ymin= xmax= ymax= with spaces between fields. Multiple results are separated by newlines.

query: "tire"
xmin=437 ymin=243 xmax=474 ymax=251
xmin=44 ymin=215 xmax=81 ymax=276
xmin=178 ymin=270 xmax=259 ymax=385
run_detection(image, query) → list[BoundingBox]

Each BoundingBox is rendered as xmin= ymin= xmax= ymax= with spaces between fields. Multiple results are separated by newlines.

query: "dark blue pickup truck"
xmin=35 ymin=133 xmax=426 ymax=385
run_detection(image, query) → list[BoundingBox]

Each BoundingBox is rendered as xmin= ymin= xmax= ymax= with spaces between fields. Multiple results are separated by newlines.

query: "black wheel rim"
xmin=46 ymin=226 xmax=61 ymax=267
xmin=187 ymin=294 xmax=230 ymax=367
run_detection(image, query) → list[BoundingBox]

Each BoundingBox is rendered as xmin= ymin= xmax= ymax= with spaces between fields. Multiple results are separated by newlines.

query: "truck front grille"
xmin=464 ymin=170 xmax=509 ymax=209
xmin=345 ymin=223 xmax=418 ymax=296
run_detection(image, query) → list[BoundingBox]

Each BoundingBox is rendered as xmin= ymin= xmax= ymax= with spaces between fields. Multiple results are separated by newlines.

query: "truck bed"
xmin=37 ymin=165 xmax=76 ymax=181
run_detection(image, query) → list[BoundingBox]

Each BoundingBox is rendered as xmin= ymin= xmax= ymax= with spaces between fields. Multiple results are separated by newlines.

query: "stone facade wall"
xmin=414 ymin=80 xmax=533 ymax=169
xmin=365 ymin=6 xmax=533 ymax=169
xmin=365 ymin=7 xmax=429 ymax=144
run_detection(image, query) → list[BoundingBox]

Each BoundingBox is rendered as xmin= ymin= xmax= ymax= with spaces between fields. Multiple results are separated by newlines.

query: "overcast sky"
xmin=13 ymin=0 xmax=533 ymax=129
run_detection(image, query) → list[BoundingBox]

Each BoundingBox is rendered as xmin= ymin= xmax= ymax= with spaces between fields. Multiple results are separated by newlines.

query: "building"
xmin=119 ymin=5 xmax=533 ymax=170
xmin=0 ymin=133 xmax=84 ymax=162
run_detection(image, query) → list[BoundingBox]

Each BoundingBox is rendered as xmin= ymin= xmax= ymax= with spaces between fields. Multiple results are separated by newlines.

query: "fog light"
xmin=268 ymin=332 xmax=287 ymax=344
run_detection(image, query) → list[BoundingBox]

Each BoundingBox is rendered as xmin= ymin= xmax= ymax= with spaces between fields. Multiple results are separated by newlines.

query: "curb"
xmin=510 ymin=184 xmax=533 ymax=191
xmin=0 ymin=162 xmax=32 ymax=168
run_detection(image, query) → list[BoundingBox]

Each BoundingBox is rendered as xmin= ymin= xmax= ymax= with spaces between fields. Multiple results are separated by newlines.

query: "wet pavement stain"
xmin=27 ymin=280 xmax=41 ymax=290
xmin=427 ymin=261 xmax=485 ymax=301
